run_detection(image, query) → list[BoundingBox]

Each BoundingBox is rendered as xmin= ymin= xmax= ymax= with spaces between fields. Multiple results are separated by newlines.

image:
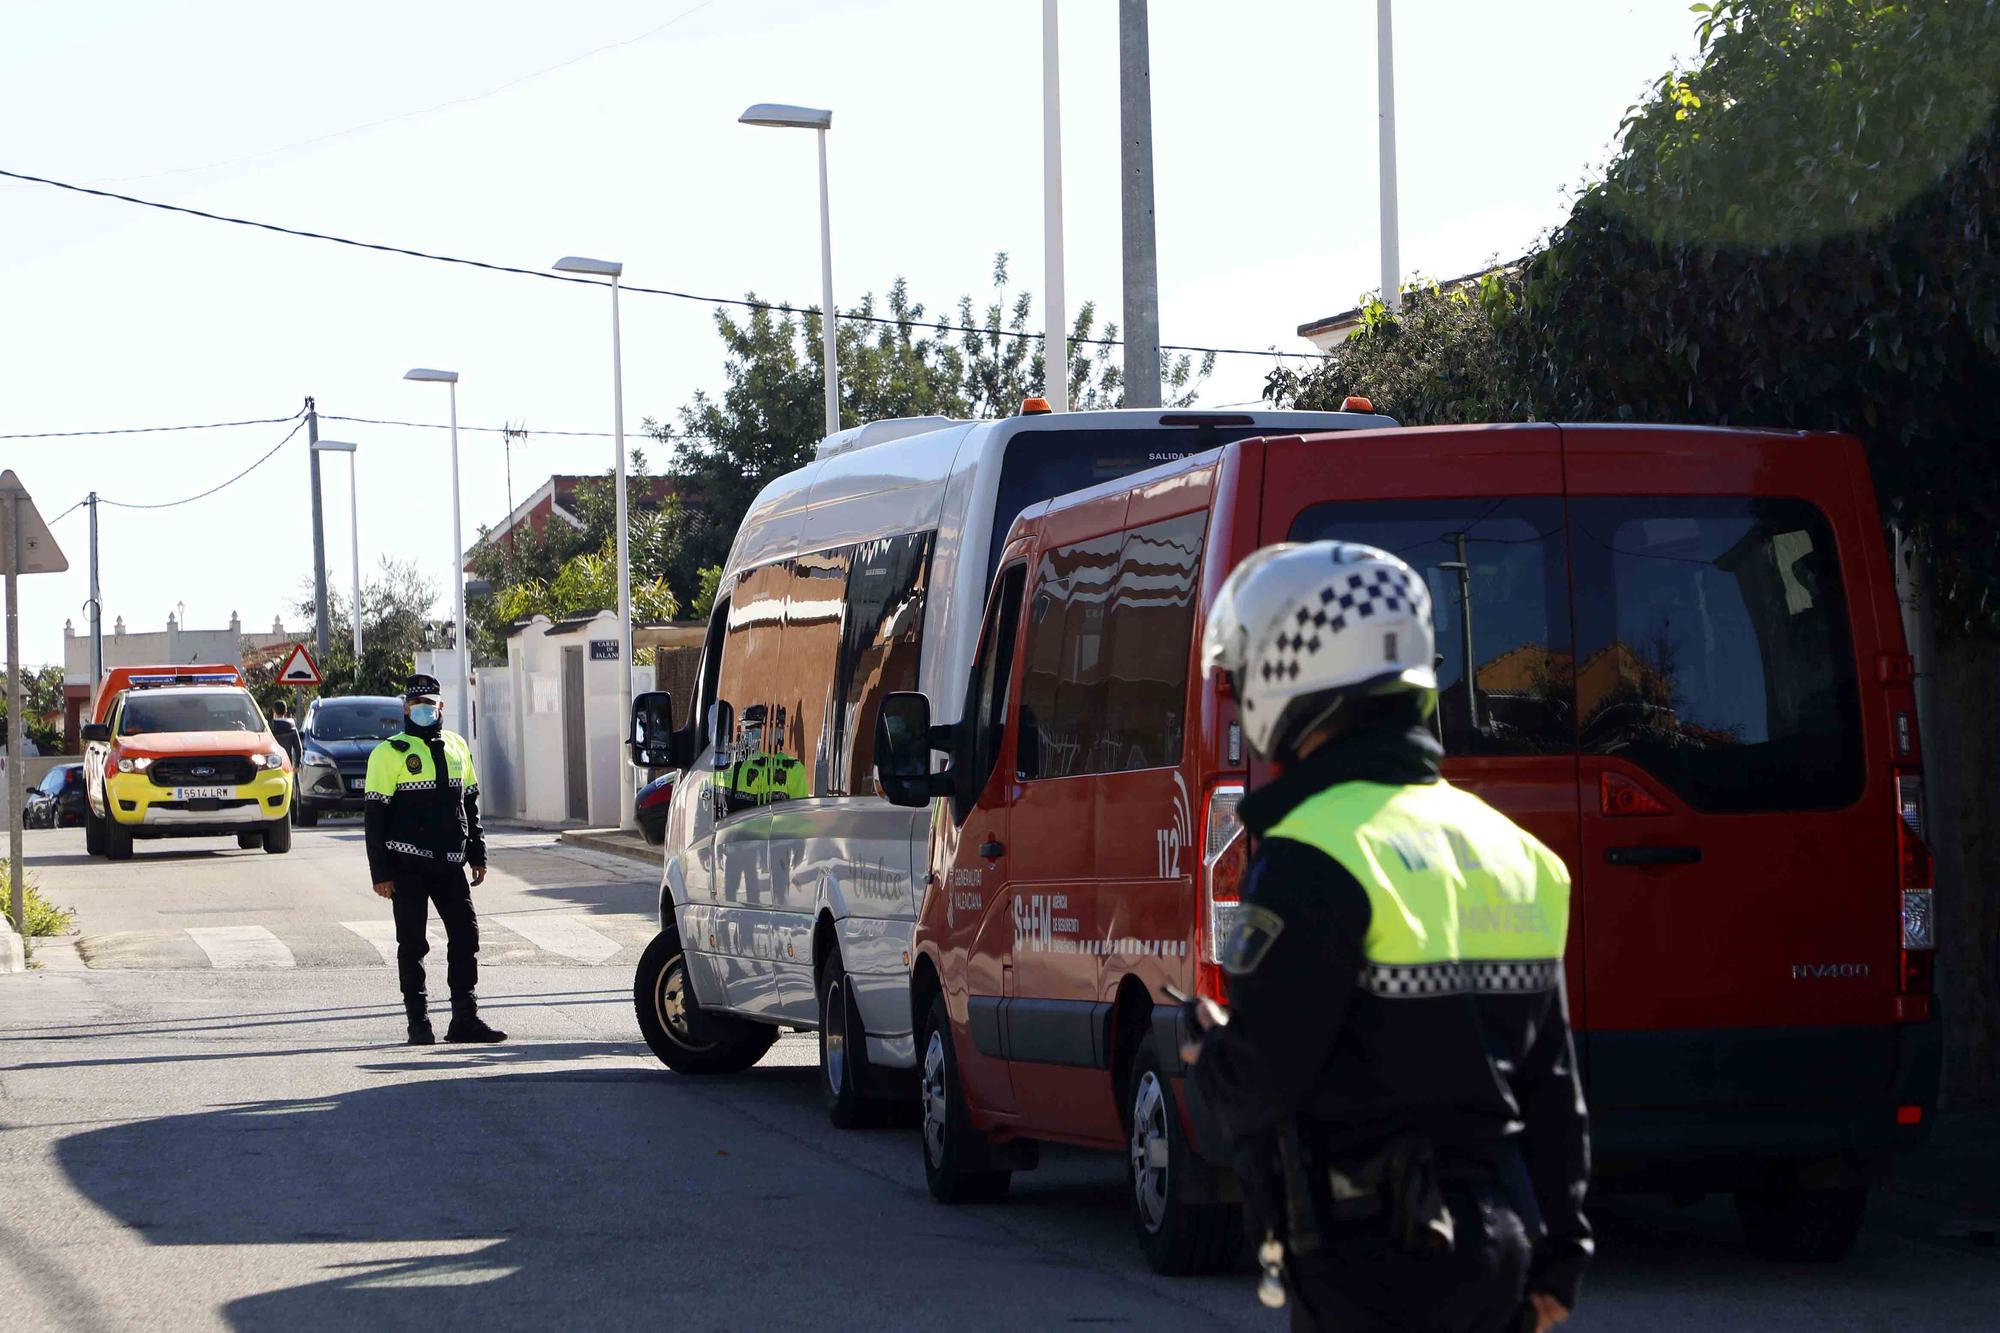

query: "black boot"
xmin=445 ymin=994 xmax=506 ymax=1044
xmin=405 ymin=996 xmax=435 ymax=1046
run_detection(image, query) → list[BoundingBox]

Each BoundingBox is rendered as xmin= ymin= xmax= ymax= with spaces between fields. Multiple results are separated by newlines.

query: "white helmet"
xmin=1202 ymin=541 xmax=1437 ymax=759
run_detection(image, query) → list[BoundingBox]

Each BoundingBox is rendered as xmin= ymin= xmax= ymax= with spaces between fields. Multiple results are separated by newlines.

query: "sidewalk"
xmin=557 ymin=827 xmax=659 ymax=867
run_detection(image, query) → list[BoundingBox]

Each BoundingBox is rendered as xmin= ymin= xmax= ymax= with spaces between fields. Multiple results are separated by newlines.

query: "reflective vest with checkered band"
xmin=365 ymin=730 xmax=477 ymax=801
xmin=1264 ymin=779 xmax=1570 ymax=997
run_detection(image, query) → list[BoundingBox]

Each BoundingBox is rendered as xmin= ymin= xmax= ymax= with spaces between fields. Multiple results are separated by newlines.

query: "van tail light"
xmin=1895 ymin=770 xmax=1934 ymax=1021
xmin=1197 ymin=783 xmax=1247 ymax=1002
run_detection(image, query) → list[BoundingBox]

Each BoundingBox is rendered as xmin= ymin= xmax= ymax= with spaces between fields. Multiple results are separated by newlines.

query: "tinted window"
xmin=957 ymin=564 xmax=1028 ymax=821
xmin=1017 ymin=513 xmax=1206 ymax=779
xmin=1290 ymin=498 xmax=1573 ymax=756
xmin=310 ymin=701 xmax=405 ymax=741
xmin=990 ymin=426 xmax=1274 ymax=590
xmin=1571 ymin=498 xmax=1862 ymax=812
xmin=773 ymin=549 xmax=850 ymax=796
xmin=830 ymin=531 xmax=933 ymax=794
xmin=1018 ymin=534 xmax=1122 ymax=778
xmin=119 ymin=691 xmax=264 ymax=735
xmin=713 ymin=561 xmax=789 ymax=814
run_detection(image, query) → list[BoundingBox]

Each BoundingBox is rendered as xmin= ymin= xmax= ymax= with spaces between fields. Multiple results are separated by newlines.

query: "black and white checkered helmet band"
xmin=1259 ymin=562 xmax=1428 ymax=685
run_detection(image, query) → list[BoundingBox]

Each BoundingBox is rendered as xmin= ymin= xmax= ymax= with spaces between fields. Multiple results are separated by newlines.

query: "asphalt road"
xmin=2 ymin=825 xmax=1996 ymax=1331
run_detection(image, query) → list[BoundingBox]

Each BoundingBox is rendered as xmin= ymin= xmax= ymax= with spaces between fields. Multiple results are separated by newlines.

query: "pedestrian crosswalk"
xmin=73 ymin=912 xmax=660 ymax=972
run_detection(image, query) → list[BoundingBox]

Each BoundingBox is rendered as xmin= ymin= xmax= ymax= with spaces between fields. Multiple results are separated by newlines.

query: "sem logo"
xmin=1792 ymin=962 xmax=1870 ymax=980
xmin=1156 ymin=772 xmax=1192 ymax=879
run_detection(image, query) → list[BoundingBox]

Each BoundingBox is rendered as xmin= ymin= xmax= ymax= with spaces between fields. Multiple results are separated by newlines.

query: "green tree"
xmin=0 ymin=664 xmax=67 ymax=753
xmin=1510 ymin=0 xmax=2000 ymax=632
xmin=646 ymin=256 xmax=1214 ymax=601
xmin=1264 ymin=273 xmax=1528 ymax=424
xmin=259 ymin=558 xmax=449 ymax=706
xmin=491 ymin=545 xmax=678 ymax=625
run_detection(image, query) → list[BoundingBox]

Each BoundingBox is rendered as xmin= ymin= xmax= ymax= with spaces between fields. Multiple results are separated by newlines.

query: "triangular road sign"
xmin=0 ymin=470 xmax=70 ymax=575
xmin=276 ymin=643 xmax=322 ymax=686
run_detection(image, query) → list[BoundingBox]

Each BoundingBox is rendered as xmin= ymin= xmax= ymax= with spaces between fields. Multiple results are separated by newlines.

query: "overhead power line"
xmin=0 ymin=167 xmax=1332 ymax=363
xmin=97 ymin=414 xmax=307 ymax=511
xmin=0 ymin=412 xmax=299 ymax=439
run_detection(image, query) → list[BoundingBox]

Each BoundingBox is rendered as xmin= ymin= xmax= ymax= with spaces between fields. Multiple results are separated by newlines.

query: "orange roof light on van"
xmin=1341 ymin=395 xmax=1376 ymax=413
xmin=1021 ymin=397 xmax=1053 ymax=415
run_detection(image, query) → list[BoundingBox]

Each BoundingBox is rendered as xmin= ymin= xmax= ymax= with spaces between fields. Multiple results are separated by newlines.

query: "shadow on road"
xmin=51 ymin=1056 xmax=1153 ymax=1329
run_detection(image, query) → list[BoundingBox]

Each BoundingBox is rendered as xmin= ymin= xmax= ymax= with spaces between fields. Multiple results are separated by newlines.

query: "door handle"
xmin=979 ymin=838 xmax=1005 ymax=859
xmin=1606 ymin=844 xmax=1702 ymax=867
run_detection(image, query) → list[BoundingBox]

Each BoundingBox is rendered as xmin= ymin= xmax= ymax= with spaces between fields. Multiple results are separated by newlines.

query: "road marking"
xmin=340 ymin=919 xmax=402 ymax=965
xmin=487 ymin=914 xmax=621 ymax=964
xmin=185 ymin=925 xmax=296 ymax=970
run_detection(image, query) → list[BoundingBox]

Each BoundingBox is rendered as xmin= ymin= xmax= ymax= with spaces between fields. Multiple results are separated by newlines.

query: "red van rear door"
xmin=1261 ymin=426 xmax=1586 ymax=1024
xmin=1561 ymin=428 xmax=1895 ymax=1101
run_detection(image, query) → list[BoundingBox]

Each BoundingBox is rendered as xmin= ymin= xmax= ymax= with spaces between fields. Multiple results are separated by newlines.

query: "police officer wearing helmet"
xmin=1184 ymin=543 xmax=1590 ymax=1332
xmin=364 ymin=674 xmax=504 ymax=1046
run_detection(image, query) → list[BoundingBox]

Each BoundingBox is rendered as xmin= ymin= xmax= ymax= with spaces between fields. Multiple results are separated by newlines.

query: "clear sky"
xmin=1 ymin=0 xmax=1699 ymax=668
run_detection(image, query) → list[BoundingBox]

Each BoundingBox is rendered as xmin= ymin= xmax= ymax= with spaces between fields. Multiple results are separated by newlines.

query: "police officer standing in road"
xmin=1185 ymin=543 xmax=1591 ymax=1332
xmin=364 ymin=674 xmax=505 ymax=1046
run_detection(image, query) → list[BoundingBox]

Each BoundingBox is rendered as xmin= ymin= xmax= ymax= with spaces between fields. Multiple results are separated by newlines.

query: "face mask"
xmin=409 ymin=704 xmax=440 ymax=729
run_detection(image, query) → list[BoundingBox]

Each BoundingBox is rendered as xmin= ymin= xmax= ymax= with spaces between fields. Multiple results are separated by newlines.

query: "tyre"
xmin=85 ymin=807 xmax=106 ymax=856
xmin=103 ymin=817 xmax=134 ymax=862
xmin=237 ymin=832 xmax=261 ymax=849
xmin=1735 ymin=1179 xmax=1868 ymax=1262
xmin=632 ymin=930 xmax=777 ymax=1074
xmin=263 ymin=819 xmax=292 ymax=854
xmin=1127 ymin=1031 xmax=1243 ymax=1275
xmin=918 ymin=993 xmax=1011 ymax=1204
xmin=293 ymin=796 xmax=319 ymax=828
xmin=818 ymin=948 xmax=886 ymax=1128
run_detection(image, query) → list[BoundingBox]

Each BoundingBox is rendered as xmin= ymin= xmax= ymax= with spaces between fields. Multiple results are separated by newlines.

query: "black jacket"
xmin=362 ymin=725 xmax=486 ymax=884
xmin=1190 ymin=724 xmax=1593 ymax=1308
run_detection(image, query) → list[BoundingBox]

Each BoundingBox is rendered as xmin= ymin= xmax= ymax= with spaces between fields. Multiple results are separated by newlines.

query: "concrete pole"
xmin=7 ymin=492 xmax=23 ymax=941
xmin=1042 ymin=0 xmax=1069 ymax=411
xmin=87 ymin=491 xmax=102 ymax=686
xmin=306 ymin=397 xmax=330 ymax=661
xmin=1377 ymin=0 xmax=1403 ymax=314
xmin=1118 ymin=0 xmax=1162 ymax=408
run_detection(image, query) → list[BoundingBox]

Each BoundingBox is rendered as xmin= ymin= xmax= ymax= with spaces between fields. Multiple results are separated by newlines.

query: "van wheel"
xmin=819 ymin=948 xmax=886 ymax=1128
xmin=633 ymin=931 xmax=777 ymax=1074
xmin=103 ymin=817 xmax=134 ymax=862
xmin=85 ymin=808 xmax=106 ymax=856
xmin=293 ymin=797 xmax=319 ymax=828
xmin=237 ymin=832 xmax=261 ymax=849
xmin=1128 ymin=1032 xmax=1243 ymax=1275
xmin=1735 ymin=1179 xmax=1868 ymax=1262
xmin=919 ymin=993 xmax=1010 ymax=1204
xmin=263 ymin=819 xmax=292 ymax=854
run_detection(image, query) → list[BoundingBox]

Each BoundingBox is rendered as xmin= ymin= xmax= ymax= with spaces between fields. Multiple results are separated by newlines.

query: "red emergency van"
xmin=876 ymin=422 xmax=1939 ymax=1273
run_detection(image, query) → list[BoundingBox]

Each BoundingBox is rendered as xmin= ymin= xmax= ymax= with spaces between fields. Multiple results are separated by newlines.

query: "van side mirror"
xmin=874 ymin=691 xmax=950 ymax=808
xmin=81 ymin=722 xmax=111 ymax=743
xmin=629 ymin=691 xmax=684 ymax=769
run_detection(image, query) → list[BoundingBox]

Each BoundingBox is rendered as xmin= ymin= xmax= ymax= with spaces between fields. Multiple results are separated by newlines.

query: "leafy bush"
xmin=1 ymin=867 xmax=76 ymax=939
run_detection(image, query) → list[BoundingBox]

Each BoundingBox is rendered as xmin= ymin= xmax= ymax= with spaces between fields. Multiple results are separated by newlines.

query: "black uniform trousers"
xmin=391 ymin=861 xmax=479 ymax=1002
xmin=1286 ymin=1183 xmax=1530 ymax=1333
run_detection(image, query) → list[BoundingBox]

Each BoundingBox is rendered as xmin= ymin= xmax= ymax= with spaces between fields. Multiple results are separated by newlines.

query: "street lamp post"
xmin=313 ymin=439 xmax=363 ymax=663
xmin=739 ymin=103 xmax=839 ymax=440
xmin=402 ymin=369 xmax=468 ymax=731
xmin=552 ymin=255 xmax=636 ymax=830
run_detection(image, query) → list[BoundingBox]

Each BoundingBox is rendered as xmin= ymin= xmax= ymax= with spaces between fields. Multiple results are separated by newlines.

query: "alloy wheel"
xmin=922 ymin=1029 xmax=950 ymax=1167
xmin=1130 ymin=1070 xmax=1171 ymax=1234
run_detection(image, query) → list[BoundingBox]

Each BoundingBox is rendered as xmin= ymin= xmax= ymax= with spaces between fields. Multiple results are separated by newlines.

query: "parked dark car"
xmin=25 ymin=763 xmax=86 ymax=829
xmin=293 ymin=696 xmax=406 ymax=826
xmin=635 ymin=771 xmax=675 ymax=845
